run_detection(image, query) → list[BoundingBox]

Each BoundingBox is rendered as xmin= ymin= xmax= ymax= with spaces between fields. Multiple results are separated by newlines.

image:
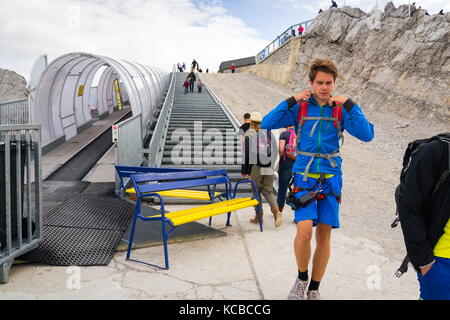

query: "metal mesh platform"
xmin=18 ymin=181 xmax=228 ymax=266
xmin=80 ymin=182 xmax=116 ymax=197
xmin=116 ymin=206 xmax=227 ymax=251
xmin=19 ymin=226 xmax=123 ymax=266
xmin=45 ymin=195 xmax=135 ymax=231
xmin=18 ymin=184 xmax=135 ymax=266
xmin=42 ymin=181 xmax=90 ymax=202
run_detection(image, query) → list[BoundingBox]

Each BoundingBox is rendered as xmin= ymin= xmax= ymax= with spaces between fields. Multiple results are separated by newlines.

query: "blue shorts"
xmin=293 ymin=173 xmax=342 ymax=228
xmin=417 ymin=256 xmax=450 ymax=300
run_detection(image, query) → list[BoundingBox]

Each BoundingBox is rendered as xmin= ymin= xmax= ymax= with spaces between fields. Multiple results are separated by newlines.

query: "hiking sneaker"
xmin=306 ymin=290 xmax=321 ymax=300
xmin=287 ymin=278 xmax=308 ymax=300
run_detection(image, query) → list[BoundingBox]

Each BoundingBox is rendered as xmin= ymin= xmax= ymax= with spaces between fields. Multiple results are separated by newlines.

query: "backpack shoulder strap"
xmin=430 ymin=136 xmax=450 ymax=198
xmin=298 ymin=100 xmax=308 ymax=126
xmin=332 ymin=103 xmax=343 ymax=128
xmin=332 ymin=102 xmax=344 ymax=146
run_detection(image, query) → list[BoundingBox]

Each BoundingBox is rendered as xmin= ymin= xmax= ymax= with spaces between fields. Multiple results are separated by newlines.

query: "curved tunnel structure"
xmin=31 ymin=52 xmax=170 ymax=148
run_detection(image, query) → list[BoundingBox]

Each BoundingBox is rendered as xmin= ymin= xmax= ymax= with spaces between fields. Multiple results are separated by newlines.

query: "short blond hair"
xmin=309 ymin=58 xmax=338 ymax=82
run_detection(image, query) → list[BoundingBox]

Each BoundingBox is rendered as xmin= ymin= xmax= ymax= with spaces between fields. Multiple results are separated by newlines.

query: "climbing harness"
xmin=286 ymin=173 xmax=341 ymax=210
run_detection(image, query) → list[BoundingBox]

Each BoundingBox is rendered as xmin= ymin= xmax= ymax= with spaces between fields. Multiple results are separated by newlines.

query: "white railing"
xmin=0 ymin=99 xmax=29 ymax=125
xmin=256 ymin=19 xmax=315 ymax=64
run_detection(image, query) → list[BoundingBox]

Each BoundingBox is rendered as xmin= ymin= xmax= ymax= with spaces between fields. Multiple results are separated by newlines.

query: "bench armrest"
xmin=139 ymin=192 xmax=167 ymax=219
xmin=208 ymin=182 xmax=232 ymax=201
xmin=231 ymin=179 xmax=258 ymax=200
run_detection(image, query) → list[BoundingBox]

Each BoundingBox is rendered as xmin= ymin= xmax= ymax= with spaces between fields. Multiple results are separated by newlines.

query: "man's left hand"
xmin=328 ymin=96 xmax=348 ymax=106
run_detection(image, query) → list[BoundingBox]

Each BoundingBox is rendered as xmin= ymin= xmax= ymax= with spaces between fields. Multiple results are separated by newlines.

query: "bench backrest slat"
xmin=132 ymin=169 xmax=228 ymax=184
xmin=115 ymin=165 xmax=201 ymax=179
xmin=133 ymin=176 xmax=229 ymax=195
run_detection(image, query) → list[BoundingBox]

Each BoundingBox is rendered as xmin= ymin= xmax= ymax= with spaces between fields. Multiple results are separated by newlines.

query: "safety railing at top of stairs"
xmin=0 ymin=124 xmax=43 ymax=284
xmin=145 ymin=64 xmax=177 ymax=167
xmin=255 ymin=19 xmax=315 ymax=64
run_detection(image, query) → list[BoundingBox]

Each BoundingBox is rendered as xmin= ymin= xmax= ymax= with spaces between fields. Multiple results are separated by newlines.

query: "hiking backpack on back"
xmin=256 ymin=130 xmax=273 ymax=167
xmin=284 ymin=128 xmax=297 ymax=160
xmin=392 ymin=133 xmax=450 ymax=277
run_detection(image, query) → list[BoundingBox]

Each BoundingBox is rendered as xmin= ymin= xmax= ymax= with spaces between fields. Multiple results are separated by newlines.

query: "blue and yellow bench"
xmin=116 ymin=166 xmax=223 ymax=201
xmin=115 ymin=166 xmax=261 ymax=269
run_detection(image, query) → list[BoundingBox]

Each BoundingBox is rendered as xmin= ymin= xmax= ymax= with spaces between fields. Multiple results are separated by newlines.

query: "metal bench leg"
xmin=126 ymin=204 xmax=140 ymax=260
xmin=226 ymin=212 xmax=232 ymax=227
xmin=0 ymin=259 xmax=13 ymax=284
xmin=256 ymin=204 xmax=263 ymax=232
xmin=161 ymin=220 xmax=169 ymax=270
xmin=208 ymin=217 xmax=212 ymax=226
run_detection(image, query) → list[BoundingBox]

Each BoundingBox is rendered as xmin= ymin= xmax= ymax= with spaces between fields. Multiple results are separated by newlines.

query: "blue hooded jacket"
xmin=260 ymin=95 xmax=374 ymax=176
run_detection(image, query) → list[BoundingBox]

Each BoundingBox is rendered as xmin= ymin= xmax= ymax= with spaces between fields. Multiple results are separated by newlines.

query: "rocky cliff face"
xmin=0 ymin=68 xmax=28 ymax=103
xmin=251 ymin=3 xmax=450 ymax=123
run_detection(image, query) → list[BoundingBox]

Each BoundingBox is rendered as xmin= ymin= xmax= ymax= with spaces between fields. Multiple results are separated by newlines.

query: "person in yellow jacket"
xmin=399 ymin=133 xmax=450 ymax=300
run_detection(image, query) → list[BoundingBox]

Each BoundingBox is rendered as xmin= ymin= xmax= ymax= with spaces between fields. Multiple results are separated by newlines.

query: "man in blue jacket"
xmin=261 ymin=58 xmax=374 ymax=300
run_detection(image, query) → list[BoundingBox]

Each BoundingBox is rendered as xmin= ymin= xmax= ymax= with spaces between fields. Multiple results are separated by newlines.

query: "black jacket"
xmin=187 ymin=72 xmax=196 ymax=82
xmin=398 ymin=139 xmax=450 ymax=271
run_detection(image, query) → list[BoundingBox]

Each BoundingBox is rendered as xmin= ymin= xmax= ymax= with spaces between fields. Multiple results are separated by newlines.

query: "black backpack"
xmin=392 ymin=133 xmax=450 ymax=277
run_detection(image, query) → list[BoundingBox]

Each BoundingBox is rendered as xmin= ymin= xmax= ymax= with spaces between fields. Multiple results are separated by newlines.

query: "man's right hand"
xmin=420 ymin=263 xmax=434 ymax=276
xmin=293 ymin=90 xmax=312 ymax=103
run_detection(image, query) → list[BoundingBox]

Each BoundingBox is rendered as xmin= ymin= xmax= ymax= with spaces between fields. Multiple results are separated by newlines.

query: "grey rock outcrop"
xmin=0 ymin=68 xmax=28 ymax=103
xmin=302 ymin=5 xmax=449 ymax=122
xmin=251 ymin=5 xmax=450 ymax=123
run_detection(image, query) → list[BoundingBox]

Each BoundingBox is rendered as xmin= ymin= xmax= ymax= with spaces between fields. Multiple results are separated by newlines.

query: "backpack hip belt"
xmin=297 ymin=150 xmax=340 ymax=181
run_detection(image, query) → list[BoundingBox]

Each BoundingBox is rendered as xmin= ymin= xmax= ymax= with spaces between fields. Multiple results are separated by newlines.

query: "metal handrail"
xmin=146 ymin=64 xmax=177 ymax=167
xmin=256 ymin=19 xmax=315 ymax=64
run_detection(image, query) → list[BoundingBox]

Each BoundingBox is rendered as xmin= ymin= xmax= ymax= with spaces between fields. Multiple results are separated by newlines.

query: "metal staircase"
xmin=158 ymin=72 xmax=253 ymax=203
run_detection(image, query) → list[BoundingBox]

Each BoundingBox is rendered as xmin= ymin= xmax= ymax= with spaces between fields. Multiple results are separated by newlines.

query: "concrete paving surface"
xmin=0 ymin=201 xmax=418 ymax=300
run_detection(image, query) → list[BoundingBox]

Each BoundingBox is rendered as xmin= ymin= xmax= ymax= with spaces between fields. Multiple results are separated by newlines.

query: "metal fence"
xmin=0 ymin=99 xmax=30 ymax=125
xmin=113 ymin=114 xmax=143 ymax=191
xmin=114 ymin=114 xmax=144 ymax=168
xmin=0 ymin=125 xmax=43 ymax=284
xmin=256 ymin=19 xmax=315 ymax=64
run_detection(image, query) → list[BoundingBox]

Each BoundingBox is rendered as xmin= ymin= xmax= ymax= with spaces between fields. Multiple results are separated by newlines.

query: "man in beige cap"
xmin=241 ymin=111 xmax=282 ymax=228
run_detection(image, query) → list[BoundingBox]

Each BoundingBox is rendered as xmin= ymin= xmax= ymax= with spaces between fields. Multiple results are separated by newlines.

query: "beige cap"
xmin=249 ymin=111 xmax=262 ymax=122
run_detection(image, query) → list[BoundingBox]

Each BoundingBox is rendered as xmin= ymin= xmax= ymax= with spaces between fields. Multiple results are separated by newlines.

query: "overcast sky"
xmin=0 ymin=0 xmax=448 ymax=80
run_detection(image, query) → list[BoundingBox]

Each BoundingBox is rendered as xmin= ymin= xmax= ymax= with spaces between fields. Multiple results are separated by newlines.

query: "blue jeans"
xmin=277 ymin=160 xmax=294 ymax=209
